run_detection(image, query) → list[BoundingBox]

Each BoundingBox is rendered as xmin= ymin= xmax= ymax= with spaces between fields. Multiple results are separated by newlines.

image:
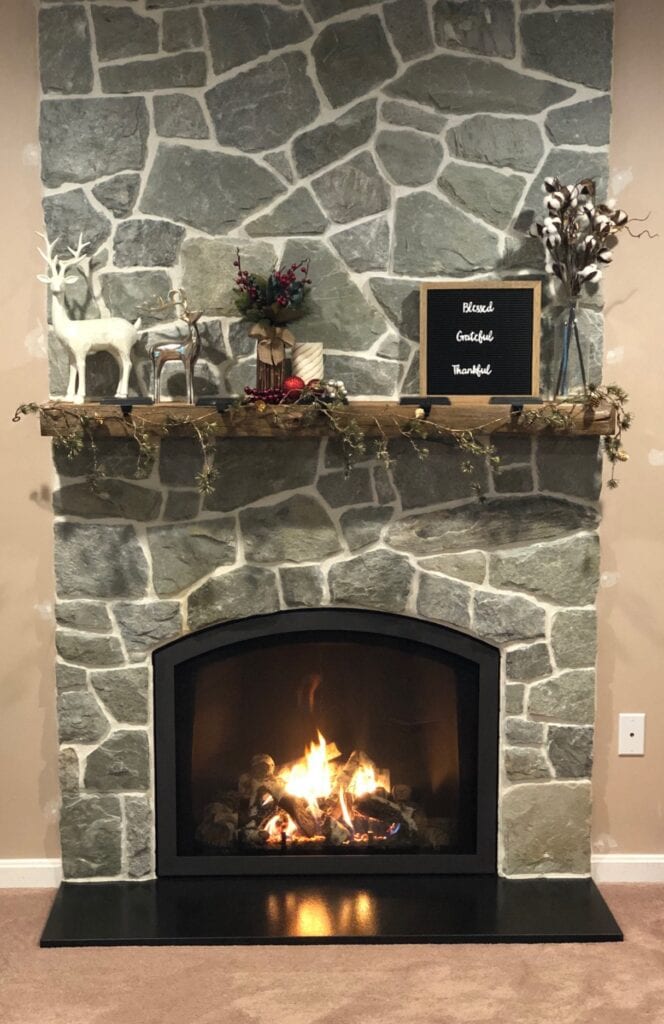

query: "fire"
xmin=197 ymin=718 xmax=431 ymax=853
xmin=254 ymin=730 xmax=404 ymax=848
xmin=265 ymin=812 xmax=297 ymax=841
xmin=348 ymin=762 xmax=378 ymax=798
xmin=339 ymin=786 xmax=353 ymax=832
xmin=280 ymin=731 xmax=334 ymax=807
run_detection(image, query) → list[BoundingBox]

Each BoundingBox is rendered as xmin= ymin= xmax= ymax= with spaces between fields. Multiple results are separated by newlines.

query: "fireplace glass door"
xmin=154 ymin=610 xmax=499 ymax=876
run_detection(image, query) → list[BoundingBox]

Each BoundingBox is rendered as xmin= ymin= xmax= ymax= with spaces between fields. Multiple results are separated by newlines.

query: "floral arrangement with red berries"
xmin=232 ymin=248 xmax=312 ymax=325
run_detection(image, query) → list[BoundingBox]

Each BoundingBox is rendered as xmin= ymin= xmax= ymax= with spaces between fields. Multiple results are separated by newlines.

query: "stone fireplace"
xmin=54 ymin=433 xmax=600 ymax=883
xmin=38 ymin=0 xmax=612 ymax=900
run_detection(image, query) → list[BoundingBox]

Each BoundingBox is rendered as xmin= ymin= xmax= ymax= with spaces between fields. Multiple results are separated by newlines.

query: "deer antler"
xmin=60 ymin=233 xmax=90 ymax=271
xmin=36 ymin=232 xmax=60 ymax=274
xmin=143 ymin=289 xmax=200 ymax=325
xmin=169 ymin=288 xmax=201 ymax=325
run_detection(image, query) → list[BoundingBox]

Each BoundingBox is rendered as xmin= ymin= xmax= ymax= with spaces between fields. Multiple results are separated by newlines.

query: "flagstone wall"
xmin=38 ymin=0 xmax=613 ymax=880
xmin=39 ymin=0 xmax=612 ymax=400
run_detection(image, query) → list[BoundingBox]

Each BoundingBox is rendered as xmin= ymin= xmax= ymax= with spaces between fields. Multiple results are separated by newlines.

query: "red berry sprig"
xmin=233 ymin=252 xmax=261 ymax=301
xmin=233 ymin=248 xmax=312 ymax=315
xmin=244 ymin=386 xmax=286 ymax=405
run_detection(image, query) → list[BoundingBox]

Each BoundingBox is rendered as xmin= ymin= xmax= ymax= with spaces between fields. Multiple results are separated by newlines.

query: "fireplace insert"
xmin=154 ymin=609 xmax=499 ymax=876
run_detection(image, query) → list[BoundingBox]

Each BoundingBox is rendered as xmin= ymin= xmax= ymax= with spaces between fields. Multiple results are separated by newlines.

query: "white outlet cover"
xmin=618 ymin=713 xmax=645 ymax=756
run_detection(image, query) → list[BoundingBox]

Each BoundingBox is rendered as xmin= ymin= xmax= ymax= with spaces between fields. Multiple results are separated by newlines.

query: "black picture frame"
xmin=420 ymin=280 xmax=542 ymax=401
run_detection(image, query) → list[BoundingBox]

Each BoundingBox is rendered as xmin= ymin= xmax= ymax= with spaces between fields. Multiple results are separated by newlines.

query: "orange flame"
xmin=265 ymin=812 xmax=297 ymax=841
xmin=280 ymin=731 xmax=333 ymax=809
xmin=276 ymin=731 xmax=389 ymax=839
xmin=348 ymin=762 xmax=378 ymax=798
xmin=339 ymin=786 xmax=354 ymax=833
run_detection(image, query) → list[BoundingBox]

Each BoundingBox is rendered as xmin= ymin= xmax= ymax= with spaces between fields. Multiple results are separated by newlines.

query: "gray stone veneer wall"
xmin=39 ymin=0 xmax=612 ymax=399
xmin=38 ymin=0 xmax=613 ymax=879
xmin=53 ymin=435 xmax=601 ymax=879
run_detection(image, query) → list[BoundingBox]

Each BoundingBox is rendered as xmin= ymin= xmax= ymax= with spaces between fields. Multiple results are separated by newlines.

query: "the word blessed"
xmin=452 ymin=364 xmax=493 ymax=377
xmin=462 ymin=300 xmax=495 ymax=314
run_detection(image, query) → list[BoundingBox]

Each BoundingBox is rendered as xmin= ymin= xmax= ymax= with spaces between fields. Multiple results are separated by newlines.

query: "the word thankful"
xmin=452 ymin=363 xmax=493 ymax=377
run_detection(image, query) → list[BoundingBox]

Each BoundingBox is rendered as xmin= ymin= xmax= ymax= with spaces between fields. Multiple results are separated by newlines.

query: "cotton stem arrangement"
xmin=533 ymin=174 xmax=653 ymax=485
xmin=536 ymin=177 xmax=629 ymax=301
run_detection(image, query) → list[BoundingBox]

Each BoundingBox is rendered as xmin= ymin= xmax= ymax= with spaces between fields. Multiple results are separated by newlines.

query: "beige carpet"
xmin=0 ymin=886 xmax=663 ymax=1024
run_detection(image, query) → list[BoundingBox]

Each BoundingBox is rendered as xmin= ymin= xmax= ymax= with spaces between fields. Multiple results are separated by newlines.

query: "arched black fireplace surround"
xmin=44 ymin=612 xmax=621 ymax=946
xmin=154 ymin=609 xmax=500 ymax=877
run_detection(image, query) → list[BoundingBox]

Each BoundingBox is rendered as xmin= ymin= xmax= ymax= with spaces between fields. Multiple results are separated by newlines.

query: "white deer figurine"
xmin=37 ymin=233 xmax=141 ymax=404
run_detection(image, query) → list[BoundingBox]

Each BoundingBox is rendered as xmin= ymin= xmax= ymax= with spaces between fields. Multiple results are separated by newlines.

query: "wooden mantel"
xmin=38 ymin=400 xmax=616 ymax=439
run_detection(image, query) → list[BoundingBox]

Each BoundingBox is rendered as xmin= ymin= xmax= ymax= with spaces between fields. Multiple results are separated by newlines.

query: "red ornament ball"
xmin=283 ymin=375 xmax=305 ymax=396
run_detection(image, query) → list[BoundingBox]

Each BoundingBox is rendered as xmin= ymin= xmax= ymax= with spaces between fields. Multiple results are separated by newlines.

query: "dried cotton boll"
xmin=579 ymin=264 xmax=602 ymax=284
xmin=536 ymin=175 xmax=637 ymax=311
xmin=542 ymin=219 xmax=561 ymax=239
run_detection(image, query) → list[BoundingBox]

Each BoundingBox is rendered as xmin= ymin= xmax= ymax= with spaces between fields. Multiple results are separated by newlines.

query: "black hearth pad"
xmin=40 ymin=875 xmax=622 ymax=946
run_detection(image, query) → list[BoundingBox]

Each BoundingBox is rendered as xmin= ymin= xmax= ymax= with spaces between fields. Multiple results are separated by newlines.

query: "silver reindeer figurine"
xmin=150 ymin=289 xmax=201 ymax=404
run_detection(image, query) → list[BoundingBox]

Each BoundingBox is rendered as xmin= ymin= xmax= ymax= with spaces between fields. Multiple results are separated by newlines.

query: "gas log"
xmin=196 ymin=796 xmax=239 ymax=849
xmin=336 ymin=750 xmax=371 ymax=791
xmin=354 ymin=794 xmax=417 ymax=834
xmin=197 ymin=734 xmax=433 ymax=852
xmin=322 ymin=815 xmax=352 ymax=845
xmin=276 ymin=794 xmax=318 ymax=838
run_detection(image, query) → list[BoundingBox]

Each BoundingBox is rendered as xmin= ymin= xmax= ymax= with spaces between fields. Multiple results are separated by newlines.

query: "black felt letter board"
xmin=420 ymin=282 xmax=541 ymax=399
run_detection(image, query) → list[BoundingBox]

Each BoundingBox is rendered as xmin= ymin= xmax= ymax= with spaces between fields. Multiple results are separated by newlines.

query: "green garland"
xmin=13 ymin=386 xmax=628 ymax=498
xmin=519 ymin=383 xmax=630 ymax=488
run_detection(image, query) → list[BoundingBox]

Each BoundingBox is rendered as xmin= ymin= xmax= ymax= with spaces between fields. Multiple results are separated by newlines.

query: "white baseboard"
xmin=1 ymin=855 xmax=662 ymax=888
xmin=592 ymin=853 xmax=664 ymax=883
xmin=0 ymin=858 xmax=62 ymax=888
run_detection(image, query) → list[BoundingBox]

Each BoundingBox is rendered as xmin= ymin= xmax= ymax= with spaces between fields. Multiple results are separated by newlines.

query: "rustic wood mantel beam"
xmin=38 ymin=400 xmax=616 ymax=439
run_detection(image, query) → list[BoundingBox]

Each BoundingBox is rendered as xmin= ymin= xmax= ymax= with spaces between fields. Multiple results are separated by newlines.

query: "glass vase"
xmin=554 ymin=302 xmax=587 ymax=400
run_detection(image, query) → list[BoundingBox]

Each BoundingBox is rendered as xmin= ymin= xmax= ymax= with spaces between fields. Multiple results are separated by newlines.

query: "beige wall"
xmin=0 ymin=0 xmax=60 ymax=859
xmin=593 ymin=0 xmax=664 ymax=855
xmin=0 ymin=0 xmax=661 ymax=862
